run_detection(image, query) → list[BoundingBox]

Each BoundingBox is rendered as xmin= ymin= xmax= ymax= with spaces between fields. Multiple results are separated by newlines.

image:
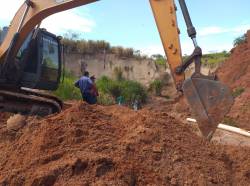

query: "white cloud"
xmin=41 ymin=10 xmax=95 ymax=35
xmin=0 ymin=1 xmax=95 ymax=35
xmin=199 ymin=24 xmax=250 ymax=36
xmin=139 ymin=45 xmax=165 ymax=57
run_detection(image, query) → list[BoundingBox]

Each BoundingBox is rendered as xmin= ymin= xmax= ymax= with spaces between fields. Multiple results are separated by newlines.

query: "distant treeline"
xmin=62 ymin=32 xmax=147 ymax=59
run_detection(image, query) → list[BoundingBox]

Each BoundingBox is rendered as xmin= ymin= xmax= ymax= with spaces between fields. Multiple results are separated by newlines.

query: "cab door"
xmin=36 ymin=30 xmax=62 ymax=90
xmin=21 ymin=29 xmax=62 ymax=90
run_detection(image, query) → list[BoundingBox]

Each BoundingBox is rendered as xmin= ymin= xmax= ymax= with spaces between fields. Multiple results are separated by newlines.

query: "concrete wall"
xmin=64 ymin=53 xmax=170 ymax=87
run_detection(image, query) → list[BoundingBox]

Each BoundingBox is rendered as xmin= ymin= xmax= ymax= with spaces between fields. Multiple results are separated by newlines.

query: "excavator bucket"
xmin=183 ymin=77 xmax=234 ymax=140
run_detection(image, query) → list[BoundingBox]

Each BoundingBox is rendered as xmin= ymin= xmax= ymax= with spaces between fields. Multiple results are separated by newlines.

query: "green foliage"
xmin=97 ymin=93 xmax=115 ymax=105
xmin=201 ymin=51 xmax=230 ymax=67
xmin=53 ymin=72 xmax=82 ymax=101
xmin=233 ymin=34 xmax=247 ymax=47
xmin=149 ymin=80 xmax=163 ymax=96
xmin=120 ymin=80 xmax=147 ymax=104
xmin=155 ymin=58 xmax=166 ymax=66
xmin=232 ymin=87 xmax=245 ymax=98
xmin=151 ymin=54 xmax=166 ymax=66
xmin=96 ymin=76 xmax=147 ymax=105
xmin=183 ymin=51 xmax=230 ymax=68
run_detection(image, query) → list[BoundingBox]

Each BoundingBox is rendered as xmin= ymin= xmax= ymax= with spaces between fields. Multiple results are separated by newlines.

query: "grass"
xmin=54 ymin=73 xmax=147 ymax=106
xmin=53 ymin=72 xmax=82 ymax=101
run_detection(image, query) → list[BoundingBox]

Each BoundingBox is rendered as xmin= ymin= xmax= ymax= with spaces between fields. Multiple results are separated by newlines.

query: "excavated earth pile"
xmin=0 ymin=102 xmax=249 ymax=185
xmin=217 ymin=30 xmax=250 ymax=130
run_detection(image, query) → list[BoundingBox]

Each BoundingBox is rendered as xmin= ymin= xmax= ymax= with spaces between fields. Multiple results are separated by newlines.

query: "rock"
xmin=6 ymin=114 xmax=26 ymax=131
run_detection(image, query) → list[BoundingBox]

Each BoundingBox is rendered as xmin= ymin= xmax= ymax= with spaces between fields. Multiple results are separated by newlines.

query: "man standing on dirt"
xmin=74 ymin=71 xmax=95 ymax=104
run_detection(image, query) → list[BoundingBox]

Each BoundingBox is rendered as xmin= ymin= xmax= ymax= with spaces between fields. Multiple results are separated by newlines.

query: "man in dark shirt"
xmin=75 ymin=71 xmax=95 ymax=104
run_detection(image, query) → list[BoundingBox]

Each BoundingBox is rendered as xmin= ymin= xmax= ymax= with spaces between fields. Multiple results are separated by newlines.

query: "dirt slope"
xmin=217 ymin=30 xmax=250 ymax=130
xmin=0 ymin=102 xmax=249 ymax=186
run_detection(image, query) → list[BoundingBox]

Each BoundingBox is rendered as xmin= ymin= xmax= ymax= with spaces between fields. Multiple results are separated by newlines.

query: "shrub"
xmin=233 ymin=34 xmax=247 ymax=47
xmin=149 ymin=80 xmax=163 ymax=96
xmin=155 ymin=58 xmax=166 ymax=66
xmin=96 ymin=76 xmax=147 ymax=105
xmin=120 ymin=80 xmax=147 ymax=104
xmin=54 ymin=73 xmax=82 ymax=100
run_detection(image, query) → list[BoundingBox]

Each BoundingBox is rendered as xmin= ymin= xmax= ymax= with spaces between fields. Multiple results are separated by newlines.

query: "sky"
xmin=0 ymin=0 xmax=250 ymax=56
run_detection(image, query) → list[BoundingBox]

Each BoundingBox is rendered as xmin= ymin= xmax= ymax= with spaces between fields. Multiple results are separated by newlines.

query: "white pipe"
xmin=186 ymin=118 xmax=250 ymax=138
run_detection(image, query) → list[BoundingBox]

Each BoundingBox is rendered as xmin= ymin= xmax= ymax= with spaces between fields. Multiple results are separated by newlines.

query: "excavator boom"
xmin=0 ymin=0 xmax=234 ymax=139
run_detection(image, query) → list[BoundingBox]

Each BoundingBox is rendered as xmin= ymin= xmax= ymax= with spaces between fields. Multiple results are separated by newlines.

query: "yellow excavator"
xmin=0 ymin=0 xmax=233 ymax=139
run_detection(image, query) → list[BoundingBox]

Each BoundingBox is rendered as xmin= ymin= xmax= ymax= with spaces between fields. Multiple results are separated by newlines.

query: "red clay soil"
xmin=0 ymin=102 xmax=249 ymax=186
xmin=217 ymin=30 xmax=250 ymax=130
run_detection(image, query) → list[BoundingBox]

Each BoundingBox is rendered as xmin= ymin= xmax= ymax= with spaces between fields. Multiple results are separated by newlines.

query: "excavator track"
xmin=0 ymin=88 xmax=62 ymax=116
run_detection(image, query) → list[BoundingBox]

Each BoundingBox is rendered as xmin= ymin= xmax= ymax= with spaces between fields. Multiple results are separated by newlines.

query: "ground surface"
xmin=0 ymin=102 xmax=249 ymax=186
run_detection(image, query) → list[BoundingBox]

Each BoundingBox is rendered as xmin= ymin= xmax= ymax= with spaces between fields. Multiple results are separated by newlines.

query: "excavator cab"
xmin=0 ymin=29 xmax=63 ymax=116
xmin=19 ymin=29 xmax=62 ymax=90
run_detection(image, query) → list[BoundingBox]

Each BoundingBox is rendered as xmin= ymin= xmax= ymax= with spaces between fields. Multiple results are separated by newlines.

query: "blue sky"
xmin=0 ymin=0 xmax=250 ymax=55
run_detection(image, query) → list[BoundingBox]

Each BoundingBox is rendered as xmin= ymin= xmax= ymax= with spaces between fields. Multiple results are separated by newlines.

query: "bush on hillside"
xmin=233 ymin=34 xmax=247 ymax=47
xmin=149 ymin=80 xmax=163 ymax=96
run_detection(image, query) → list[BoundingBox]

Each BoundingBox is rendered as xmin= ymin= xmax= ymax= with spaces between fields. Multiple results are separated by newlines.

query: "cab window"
xmin=41 ymin=35 xmax=59 ymax=82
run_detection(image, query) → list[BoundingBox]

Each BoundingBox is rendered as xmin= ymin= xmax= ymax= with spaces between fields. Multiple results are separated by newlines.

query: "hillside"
xmin=217 ymin=30 xmax=250 ymax=130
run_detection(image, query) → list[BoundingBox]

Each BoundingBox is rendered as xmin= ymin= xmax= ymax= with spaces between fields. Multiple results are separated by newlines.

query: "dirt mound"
xmin=217 ymin=30 xmax=250 ymax=130
xmin=0 ymin=102 xmax=249 ymax=185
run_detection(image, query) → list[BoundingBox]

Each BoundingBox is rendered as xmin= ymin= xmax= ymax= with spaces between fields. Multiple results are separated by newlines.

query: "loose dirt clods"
xmin=0 ymin=102 xmax=249 ymax=185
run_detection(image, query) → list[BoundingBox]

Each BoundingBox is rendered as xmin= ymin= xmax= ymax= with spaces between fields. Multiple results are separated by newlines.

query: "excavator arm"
xmin=149 ymin=0 xmax=184 ymax=89
xmin=0 ymin=0 xmax=234 ymax=139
